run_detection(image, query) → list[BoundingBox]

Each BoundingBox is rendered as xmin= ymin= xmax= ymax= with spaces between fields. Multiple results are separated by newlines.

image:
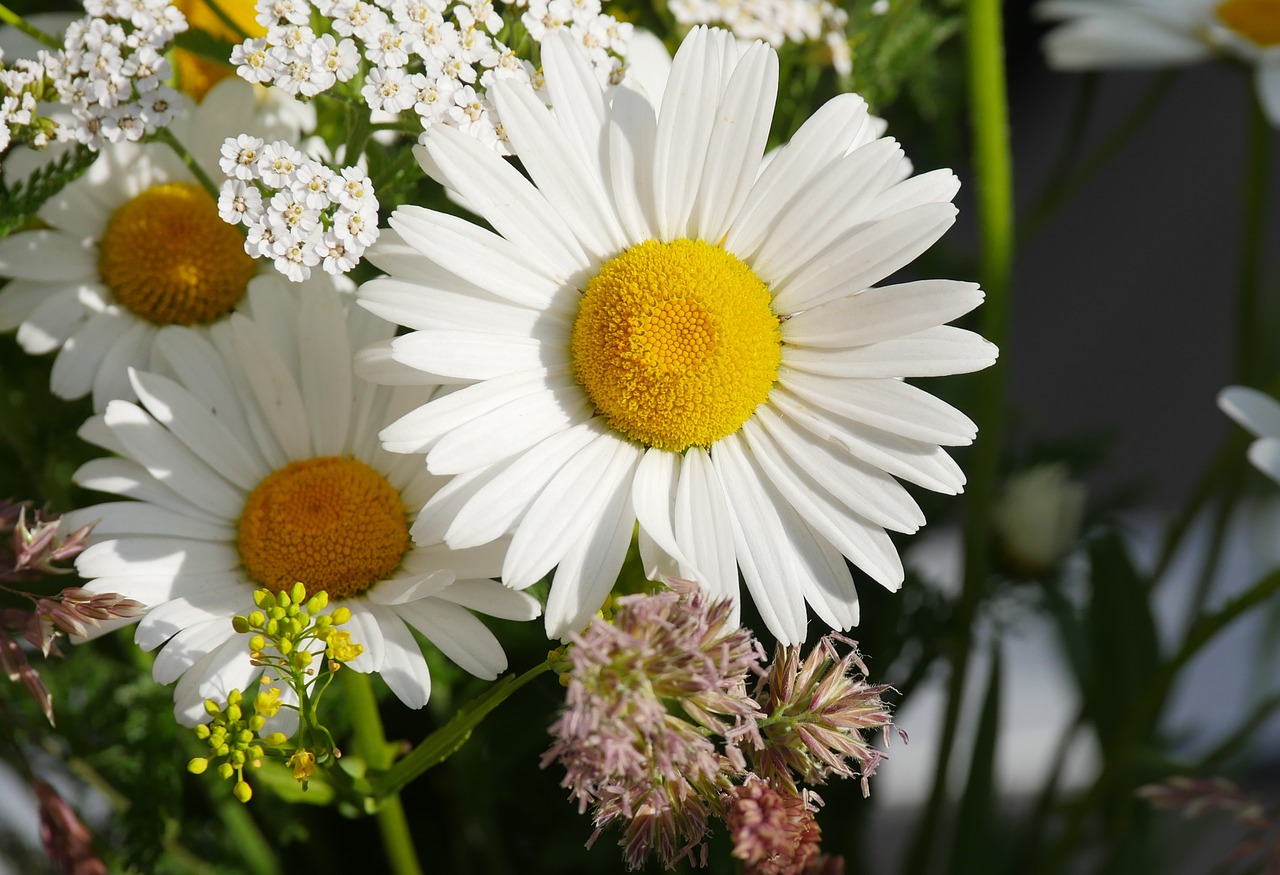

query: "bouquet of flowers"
xmin=1 ymin=0 xmax=1279 ymax=872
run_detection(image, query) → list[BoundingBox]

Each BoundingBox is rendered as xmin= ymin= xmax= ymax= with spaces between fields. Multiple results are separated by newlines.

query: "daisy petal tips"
xmin=357 ymin=26 xmax=998 ymax=645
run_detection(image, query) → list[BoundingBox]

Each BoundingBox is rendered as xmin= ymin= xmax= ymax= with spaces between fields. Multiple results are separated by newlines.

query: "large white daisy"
xmin=0 ymin=78 xmax=305 ymax=411
xmin=63 ymin=280 xmax=539 ymax=725
xmin=356 ymin=26 xmax=997 ymax=645
xmin=1037 ymin=0 xmax=1280 ymax=123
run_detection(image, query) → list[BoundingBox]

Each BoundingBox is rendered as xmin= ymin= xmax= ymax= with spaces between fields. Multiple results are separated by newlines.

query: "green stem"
xmin=905 ymin=1 xmax=1013 ymax=872
xmin=1235 ymin=94 xmax=1271 ymax=385
xmin=1021 ymin=71 xmax=1177 ymax=242
xmin=0 ymin=3 xmax=60 ymax=49
xmin=374 ymin=659 xmax=553 ymax=798
xmin=152 ymin=128 xmax=220 ymax=199
xmin=346 ymin=672 xmax=424 ymax=875
xmin=1182 ymin=466 xmax=1245 ymax=632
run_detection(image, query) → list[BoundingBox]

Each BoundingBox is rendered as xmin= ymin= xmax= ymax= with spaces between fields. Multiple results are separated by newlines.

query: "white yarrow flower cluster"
xmin=45 ymin=0 xmax=188 ymax=149
xmin=232 ymin=0 xmax=630 ymax=153
xmin=0 ymin=51 xmax=57 ymax=153
xmin=667 ymin=0 xmax=851 ymax=74
xmin=218 ymin=135 xmax=380 ymax=282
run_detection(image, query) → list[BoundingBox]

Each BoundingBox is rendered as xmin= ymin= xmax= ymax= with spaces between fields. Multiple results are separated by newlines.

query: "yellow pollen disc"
xmin=174 ymin=0 xmax=266 ymax=100
xmin=1217 ymin=0 xmax=1280 ymax=45
xmin=237 ymin=457 xmax=411 ymax=599
xmin=571 ymin=238 xmax=782 ymax=452
xmin=99 ymin=182 xmax=256 ymax=326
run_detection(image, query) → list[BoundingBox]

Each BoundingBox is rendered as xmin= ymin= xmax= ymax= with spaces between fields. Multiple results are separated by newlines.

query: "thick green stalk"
xmin=905 ymin=0 xmax=1013 ymax=872
xmin=346 ymin=672 xmax=425 ymax=875
xmin=0 ymin=3 xmax=60 ymax=49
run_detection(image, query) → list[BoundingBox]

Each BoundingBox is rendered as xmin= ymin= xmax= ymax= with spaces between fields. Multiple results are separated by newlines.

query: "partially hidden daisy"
xmin=1037 ymin=0 xmax=1280 ymax=124
xmin=1219 ymin=385 xmax=1280 ymax=482
xmin=62 ymin=280 xmax=539 ymax=725
xmin=0 ymin=78 xmax=305 ymax=411
xmin=356 ymin=26 xmax=997 ymax=644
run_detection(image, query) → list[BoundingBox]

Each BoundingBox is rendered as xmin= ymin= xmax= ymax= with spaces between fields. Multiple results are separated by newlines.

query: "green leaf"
xmin=0 ymin=144 xmax=96 ymax=239
xmin=1085 ymin=532 xmax=1161 ymax=748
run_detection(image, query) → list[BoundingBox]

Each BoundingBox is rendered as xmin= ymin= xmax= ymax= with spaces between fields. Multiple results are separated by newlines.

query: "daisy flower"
xmin=62 ymin=280 xmax=539 ymax=725
xmin=0 ymin=78 xmax=306 ymax=411
xmin=1219 ymin=385 xmax=1280 ymax=482
xmin=356 ymin=26 xmax=996 ymax=644
xmin=1037 ymin=0 xmax=1280 ymax=123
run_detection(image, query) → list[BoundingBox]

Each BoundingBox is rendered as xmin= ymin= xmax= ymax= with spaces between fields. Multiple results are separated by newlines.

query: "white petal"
xmin=776 ymin=374 xmax=978 ymax=445
xmin=129 ymin=369 xmax=266 ymax=491
xmin=725 ymin=92 xmax=871 ymax=257
xmin=694 ymin=41 xmax=777 ymax=243
xmin=90 ymin=320 xmax=152 ymax=411
xmin=395 ymin=598 xmax=507 ymax=679
xmin=430 ymin=422 xmax=600 ymax=549
xmin=653 ymin=26 xmax=720 ymax=240
xmin=544 ymin=474 xmax=636 ymax=639
xmin=749 ymin=138 xmax=908 ymax=280
xmin=434 ymin=579 xmax=541 ymax=621
xmin=152 ymin=617 xmax=238 ymax=682
xmin=419 ymin=128 xmax=590 ymax=279
xmin=102 ymin=400 xmax=246 ymax=518
xmin=0 ymin=279 xmax=57 ymax=331
xmin=17 ymin=286 xmax=89 ymax=355
xmin=783 ymin=326 xmax=999 ymax=378
xmin=749 ymin=408 xmax=923 ymax=532
xmin=61 ymin=501 xmax=236 ymax=541
xmin=50 ymin=310 xmax=131 ymax=399
xmin=209 ymin=322 xmax=290 ymax=470
xmin=365 ymin=604 xmax=432 ymax=709
xmin=228 ymin=314 xmax=312 ymax=460
xmin=0 ymin=230 xmax=97 ymax=280
xmin=342 ymin=600 xmax=387 ymax=673
xmin=388 ymin=207 xmax=566 ymax=308
xmin=138 ymin=589 xmax=247 ymax=655
xmin=770 ymin=390 xmax=964 ymax=493
xmin=674 ymin=446 xmax=740 ymax=606
xmin=607 ymin=84 xmax=659 ymax=242
xmin=631 ymin=449 xmax=693 ymax=573
xmin=1258 ymin=61 xmax=1280 ymax=126
xmin=711 ymin=434 xmax=806 ymax=645
xmin=380 ymin=370 xmax=552 ymax=455
xmin=299 ymin=289 xmax=352 ymax=457
xmin=544 ymin=30 xmax=609 ymax=165
xmin=366 ymin=570 xmax=456 ymax=605
xmin=73 ymin=457 xmax=227 ymax=524
xmin=491 ymin=77 xmax=627 ymax=259
xmin=391 ymin=328 xmax=564 ymax=382
xmin=772 ymin=202 xmax=957 ymax=313
xmin=359 ymin=275 xmax=561 ymax=334
xmin=1043 ymin=15 xmax=1213 ymax=69
xmin=428 ymin=379 xmax=593 ymax=474
xmin=1220 ymin=386 xmax=1280 ymax=438
xmin=784 ymin=280 xmax=984 ymax=348
xmin=79 ymin=572 xmax=242 ymax=608
xmin=77 ymin=537 xmax=242 ymax=578
xmin=1248 ymin=437 xmax=1280 ymax=484
xmin=503 ymin=429 xmax=643 ymax=587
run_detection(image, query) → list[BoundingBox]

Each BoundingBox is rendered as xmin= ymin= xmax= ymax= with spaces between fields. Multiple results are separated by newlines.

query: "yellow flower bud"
xmin=290 ymin=582 xmax=307 ymax=604
xmin=187 ymin=758 xmax=209 ymax=775
xmin=234 ymin=781 xmax=253 ymax=803
xmin=232 ymin=616 xmax=251 ymax=633
xmin=306 ymin=592 xmax=329 ymax=613
xmin=264 ymin=732 xmax=289 ymax=746
xmin=254 ymin=687 xmax=282 ymax=718
xmin=330 ymin=607 xmax=352 ymax=625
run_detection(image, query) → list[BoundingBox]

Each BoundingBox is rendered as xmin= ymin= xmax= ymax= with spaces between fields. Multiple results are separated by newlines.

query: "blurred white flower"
xmin=992 ymin=463 xmax=1087 ymax=577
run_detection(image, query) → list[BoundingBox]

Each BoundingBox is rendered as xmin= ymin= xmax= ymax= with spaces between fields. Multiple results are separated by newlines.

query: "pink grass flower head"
xmin=751 ymin=634 xmax=893 ymax=797
xmin=726 ymin=774 xmax=823 ymax=875
xmin=543 ymin=581 xmax=766 ymax=869
xmin=34 ymin=781 xmax=108 ymax=875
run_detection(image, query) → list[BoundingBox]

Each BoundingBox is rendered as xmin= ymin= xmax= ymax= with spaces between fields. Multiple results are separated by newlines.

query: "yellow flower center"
xmin=571 ymin=238 xmax=782 ymax=452
xmin=1217 ymin=0 xmax=1280 ymax=46
xmin=237 ymin=457 xmax=411 ymax=599
xmin=174 ymin=0 xmax=267 ymax=100
xmin=98 ymin=182 xmax=256 ymax=326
